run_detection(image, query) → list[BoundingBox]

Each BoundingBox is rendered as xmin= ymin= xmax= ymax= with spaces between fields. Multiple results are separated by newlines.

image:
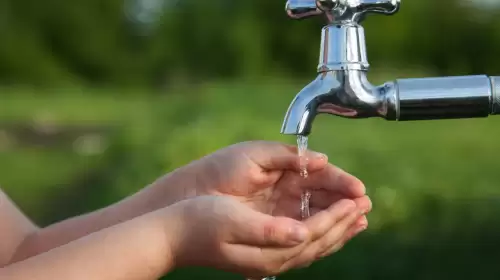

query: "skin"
xmin=0 ymin=141 xmax=371 ymax=279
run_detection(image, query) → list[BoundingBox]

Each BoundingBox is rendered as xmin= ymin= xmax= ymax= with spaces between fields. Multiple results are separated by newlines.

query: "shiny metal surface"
xmin=333 ymin=0 xmax=400 ymax=23
xmin=286 ymin=0 xmax=400 ymax=23
xmin=281 ymin=70 xmax=395 ymax=135
xmin=285 ymin=0 xmax=322 ymax=19
xmin=281 ymin=0 xmax=499 ymax=136
xmin=318 ymin=24 xmax=368 ymax=71
xmin=281 ymin=72 xmax=500 ymax=135
xmin=395 ymin=76 xmax=491 ymax=121
xmin=282 ymin=0 xmax=402 ymax=135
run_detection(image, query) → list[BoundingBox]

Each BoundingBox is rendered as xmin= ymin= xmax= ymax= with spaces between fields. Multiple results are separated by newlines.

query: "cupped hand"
xmin=171 ymin=141 xmax=371 ymax=230
xmin=166 ymin=196 xmax=365 ymax=279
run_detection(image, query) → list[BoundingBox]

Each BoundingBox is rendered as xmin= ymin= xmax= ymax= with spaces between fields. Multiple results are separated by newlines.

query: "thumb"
xmin=250 ymin=141 xmax=327 ymax=172
xmin=230 ymin=207 xmax=310 ymax=247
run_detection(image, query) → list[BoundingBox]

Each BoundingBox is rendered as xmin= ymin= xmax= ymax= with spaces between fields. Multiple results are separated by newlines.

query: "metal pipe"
xmin=395 ymin=75 xmax=496 ymax=121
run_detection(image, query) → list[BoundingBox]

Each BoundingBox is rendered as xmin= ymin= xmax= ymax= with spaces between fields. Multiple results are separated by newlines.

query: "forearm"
xmin=2 ymin=209 xmax=175 ymax=280
xmin=11 ymin=170 xmax=195 ymax=263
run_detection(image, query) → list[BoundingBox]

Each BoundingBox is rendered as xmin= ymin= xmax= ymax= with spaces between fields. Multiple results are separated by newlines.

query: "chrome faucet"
xmin=281 ymin=0 xmax=500 ymax=136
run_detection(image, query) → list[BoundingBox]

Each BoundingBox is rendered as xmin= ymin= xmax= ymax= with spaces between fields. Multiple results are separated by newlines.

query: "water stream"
xmin=297 ymin=135 xmax=311 ymax=220
xmin=257 ymin=136 xmax=312 ymax=280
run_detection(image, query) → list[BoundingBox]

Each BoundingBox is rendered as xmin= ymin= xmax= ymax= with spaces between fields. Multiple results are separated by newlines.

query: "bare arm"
xmin=0 ymin=207 xmax=175 ymax=280
xmin=6 ymin=169 xmax=195 ymax=263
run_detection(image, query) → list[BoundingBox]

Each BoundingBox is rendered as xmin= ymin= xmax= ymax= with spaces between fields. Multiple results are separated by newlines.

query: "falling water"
xmin=250 ymin=136 xmax=312 ymax=280
xmin=297 ymin=135 xmax=311 ymax=220
xmin=297 ymin=135 xmax=309 ymax=178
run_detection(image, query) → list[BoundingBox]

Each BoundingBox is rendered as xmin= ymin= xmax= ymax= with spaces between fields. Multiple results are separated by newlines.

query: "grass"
xmin=1 ymin=74 xmax=500 ymax=279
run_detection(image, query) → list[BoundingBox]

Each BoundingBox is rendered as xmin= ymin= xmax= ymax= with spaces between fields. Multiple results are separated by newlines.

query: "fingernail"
xmin=290 ymin=225 xmax=309 ymax=244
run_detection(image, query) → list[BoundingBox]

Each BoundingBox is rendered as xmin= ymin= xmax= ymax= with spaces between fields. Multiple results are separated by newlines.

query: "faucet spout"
xmin=280 ymin=75 xmax=322 ymax=136
xmin=281 ymin=70 xmax=397 ymax=136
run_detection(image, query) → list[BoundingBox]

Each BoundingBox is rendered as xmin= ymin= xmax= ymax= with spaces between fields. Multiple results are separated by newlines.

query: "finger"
xmin=319 ymin=217 xmax=368 ymax=258
xmin=345 ymin=216 xmax=368 ymax=241
xmin=248 ymin=141 xmax=328 ymax=172
xmin=223 ymin=242 xmax=305 ymax=278
xmin=229 ymin=206 xmax=310 ymax=247
xmin=308 ymin=191 xmax=372 ymax=212
xmin=288 ymin=210 xmax=363 ymax=268
xmin=340 ymin=215 xmax=369 ymax=243
xmin=308 ymin=207 xmax=322 ymax=218
xmin=303 ymin=199 xmax=357 ymax=241
xmin=292 ymin=216 xmax=368 ymax=268
xmin=314 ymin=210 xmax=362 ymax=257
xmin=299 ymin=164 xmax=366 ymax=198
xmin=355 ymin=215 xmax=369 ymax=228
xmin=338 ymin=213 xmax=369 ymax=246
xmin=308 ymin=210 xmax=368 ymax=241
xmin=354 ymin=196 xmax=372 ymax=213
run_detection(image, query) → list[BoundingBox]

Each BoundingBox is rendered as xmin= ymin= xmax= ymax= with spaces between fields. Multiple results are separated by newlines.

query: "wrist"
xmin=141 ymin=207 xmax=183 ymax=275
xmin=156 ymin=161 xmax=208 ymax=205
xmin=155 ymin=202 xmax=189 ymax=270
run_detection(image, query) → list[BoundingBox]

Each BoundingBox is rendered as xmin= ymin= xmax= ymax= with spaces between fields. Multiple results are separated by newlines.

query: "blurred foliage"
xmin=1 ymin=0 xmax=500 ymax=279
xmin=1 ymin=0 xmax=500 ymax=87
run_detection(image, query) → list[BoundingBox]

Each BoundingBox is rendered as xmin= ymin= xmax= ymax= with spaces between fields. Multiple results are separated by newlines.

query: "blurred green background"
xmin=2 ymin=0 xmax=500 ymax=279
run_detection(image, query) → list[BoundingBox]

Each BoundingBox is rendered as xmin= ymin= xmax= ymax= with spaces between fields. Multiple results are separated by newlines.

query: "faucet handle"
xmin=352 ymin=0 xmax=400 ymax=17
xmin=285 ymin=0 xmax=323 ymax=19
xmin=286 ymin=0 xmax=400 ymax=22
xmin=286 ymin=0 xmax=341 ymax=19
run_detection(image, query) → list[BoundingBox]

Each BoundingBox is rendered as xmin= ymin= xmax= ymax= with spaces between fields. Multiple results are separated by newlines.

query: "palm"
xmin=212 ymin=162 xmax=364 ymax=221
xmin=199 ymin=141 xmax=370 ymax=220
xmin=242 ymin=169 xmax=364 ymax=221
